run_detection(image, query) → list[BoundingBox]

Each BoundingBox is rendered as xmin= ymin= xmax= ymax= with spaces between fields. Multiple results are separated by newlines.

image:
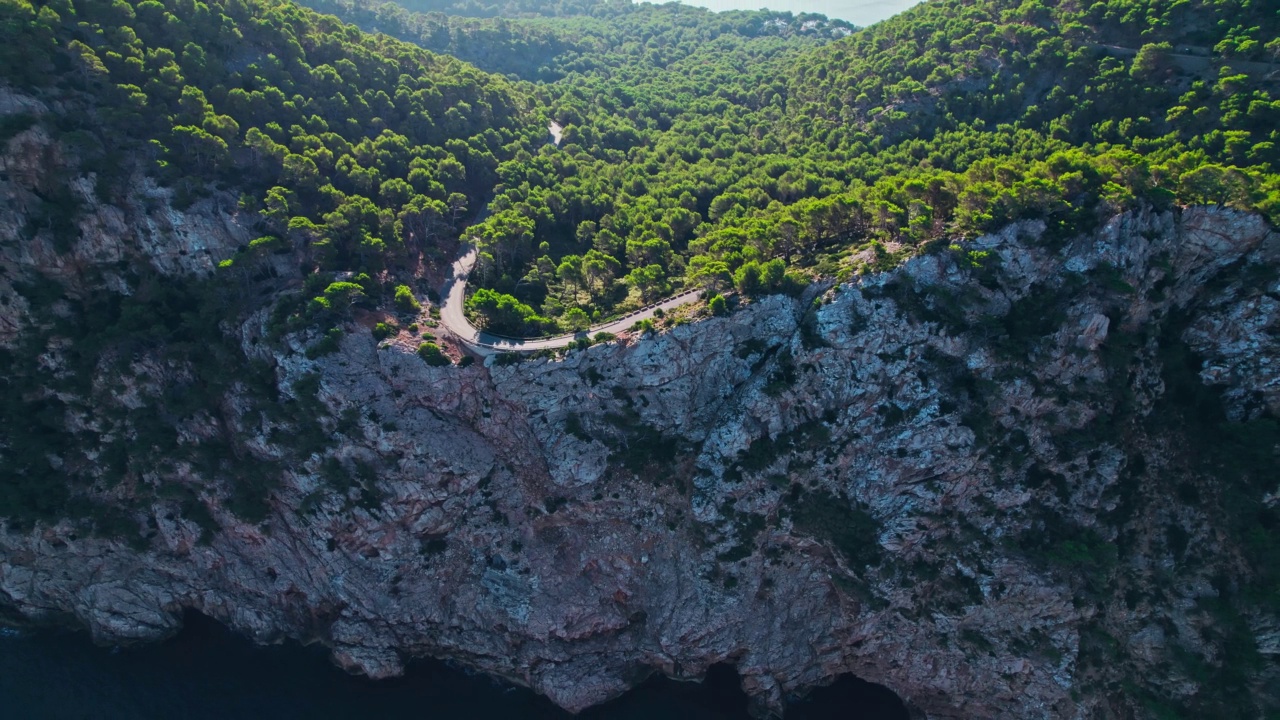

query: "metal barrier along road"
xmin=462 ymin=289 xmax=706 ymax=351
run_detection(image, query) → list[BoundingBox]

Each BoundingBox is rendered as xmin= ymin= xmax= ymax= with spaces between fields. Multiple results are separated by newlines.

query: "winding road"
xmin=439 ymin=245 xmax=702 ymax=355
xmin=437 ymin=120 xmax=701 ymax=354
xmin=1090 ymin=43 xmax=1278 ymax=77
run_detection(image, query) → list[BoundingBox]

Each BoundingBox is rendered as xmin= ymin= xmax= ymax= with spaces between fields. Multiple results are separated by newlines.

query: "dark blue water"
xmin=0 ymin=613 xmax=908 ymax=719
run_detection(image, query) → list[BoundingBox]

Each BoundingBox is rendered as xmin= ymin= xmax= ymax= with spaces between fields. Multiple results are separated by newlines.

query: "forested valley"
xmin=8 ymin=0 xmax=1277 ymax=337
xmin=309 ymin=0 xmax=1280 ymax=335
xmin=3 ymin=0 xmax=1278 ymax=336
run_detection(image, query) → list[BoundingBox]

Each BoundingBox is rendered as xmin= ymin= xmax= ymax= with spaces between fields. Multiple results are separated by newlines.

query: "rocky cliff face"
xmin=0 ymin=87 xmax=249 ymax=348
xmin=2 ymin=94 xmax=1279 ymax=718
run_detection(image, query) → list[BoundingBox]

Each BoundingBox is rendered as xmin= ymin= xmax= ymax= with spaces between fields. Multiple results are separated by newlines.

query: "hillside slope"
xmin=0 ymin=0 xmax=533 ymax=530
xmin=325 ymin=0 xmax=1280 ymax=337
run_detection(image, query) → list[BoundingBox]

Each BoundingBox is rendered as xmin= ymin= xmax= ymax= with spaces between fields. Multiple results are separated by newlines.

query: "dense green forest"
xmin=8 ymin=0 xmax=1277 ymax=334
xmin=301 ymin=0 xmax=851 ymax=81
xmin=492 ymin=0 xmax=1280 ymax=329
xmin=344 ymin=0 xmax=649 ymax=19
xmin=3 ymin=0 xmax=537 ymax=287
xmin=302 ymin=0 xmax=1280 ymax=333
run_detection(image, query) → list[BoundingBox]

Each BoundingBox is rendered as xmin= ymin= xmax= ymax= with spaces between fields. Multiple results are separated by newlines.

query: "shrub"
xmin=1017 ymin=512 xmax=1118 ymax=594
xmin=563 ymin=307 xmax=591 ymax=331
xmin=305 ymin=328 xmax=343 ymax=359
xmin=422 ymin=536 xmax=448 ymax=556
xmin=790 ymin=489 xmax=883 ymax=568
xmin=247 ymin=235 xmax=287 ymax=253
xmin=372 ymin=321 xmax=397 ymax=340
xmin=565 ymin=413 xmax=592 ymax=441
xmin=323 ymin=281 xmax=365 ymax=306
xmin=393 ymin=284 xmax=420 ymax=313
xmin=417 ymin=342 xmax=450 ymax=366
xmin=734 ymin=258 xmax=789 ymax=296
xmin=466 ymin=288 xmax=554 ymax=335
xmin=307 ymin=296 xmax=331 ymax=315
xmin=709 ymin=295 xmax=728 ymax=316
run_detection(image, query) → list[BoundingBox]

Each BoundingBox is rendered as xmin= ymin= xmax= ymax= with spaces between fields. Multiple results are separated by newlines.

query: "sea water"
xmin=0 ymin=613 xmax=907 ymax=719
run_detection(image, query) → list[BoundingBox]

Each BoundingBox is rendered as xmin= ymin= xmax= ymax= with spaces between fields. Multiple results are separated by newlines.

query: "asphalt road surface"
xmin=439 ymin=246 xmax=701 ymax=355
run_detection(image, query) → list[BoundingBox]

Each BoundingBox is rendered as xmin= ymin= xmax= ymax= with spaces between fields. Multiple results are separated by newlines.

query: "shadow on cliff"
xmin=0 ymin=611 xmax=910 ymax=720
xmin=785 ymin=673 xmax=912 ymax=720
xmin=583 ymin=663 xmax=910 ymax=720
